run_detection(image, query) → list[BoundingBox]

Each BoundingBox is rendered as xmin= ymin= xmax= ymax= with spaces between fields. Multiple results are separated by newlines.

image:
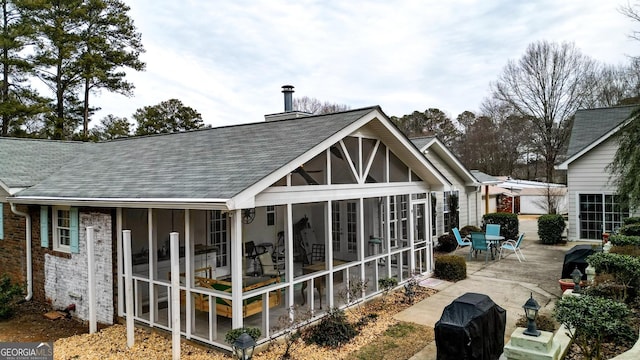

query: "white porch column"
xmin=286 ymin=203 xmax=294 ymax=311
xmin=123 ymin=230 xmax=135 ymax=348
xmin=170 ymin=232 xmax=180 ymax=360
xmin=230 ymin=209 xmax=244 ymax=329
xmin=87 ymin=226 xmax=97 ymax=334
xmin=148 ymin=208 xmax=157 ymax=324
xmin=326 ymin=201 xmax=334 ymax=308
xmin=116 ymin=208 xmax=123 ymax=317
xmin=185 ymin=210 xmax=194 ymax=336
xmin=359 ymin=198 xmax=365 ymax=297
xmin=408 ymin=199 xmax=416 ymax=274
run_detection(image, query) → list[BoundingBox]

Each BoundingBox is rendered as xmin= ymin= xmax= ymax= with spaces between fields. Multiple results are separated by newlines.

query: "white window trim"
xmin=53 ymin=206 xmax=71 ymax=253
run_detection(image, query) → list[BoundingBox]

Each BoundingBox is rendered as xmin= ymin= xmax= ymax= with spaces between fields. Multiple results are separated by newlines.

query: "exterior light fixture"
xmin=522 ymin=292 xmax=541 ymax=337
xmin=570 ymin=267 xmax=583 ymax=293
xmin=232 ymin=332 xmax=256 ymax=360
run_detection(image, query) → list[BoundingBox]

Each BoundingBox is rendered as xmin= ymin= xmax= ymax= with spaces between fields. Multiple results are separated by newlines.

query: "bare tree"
xmin=489 ymin=40 xmax=599 ymax=182
xmin=533 ymin=186 xmax=567 ymax=214
xmin=293 ymin=96 xmax=349 ymax=115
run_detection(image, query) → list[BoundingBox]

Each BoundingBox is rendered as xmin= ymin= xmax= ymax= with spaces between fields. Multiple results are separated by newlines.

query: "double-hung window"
xmin=53 ymin=206 xmax=71 ymax=252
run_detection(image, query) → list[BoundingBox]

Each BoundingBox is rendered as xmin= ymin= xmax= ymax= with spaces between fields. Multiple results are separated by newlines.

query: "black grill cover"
xmin=435 ymin=292 xmax=506 ymax=360
xmin=562 ymin=245 xmax=600 ymax=280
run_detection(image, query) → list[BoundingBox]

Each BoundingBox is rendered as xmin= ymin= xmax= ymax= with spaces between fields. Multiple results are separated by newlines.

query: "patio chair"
xmin=470 ymin=232 xmax=489 ymax=263
xmin=258 ymin=252 xmax=281 ymax=277
xmin=499 ymin=233 xmax=526 ymax=262
xmin=452 ymin=228 xmax=471 ymax=249
xmin=311 ymin=243 xmax=325 ymax=264
xmin=485 ymin=224 xmax=501 ymax=237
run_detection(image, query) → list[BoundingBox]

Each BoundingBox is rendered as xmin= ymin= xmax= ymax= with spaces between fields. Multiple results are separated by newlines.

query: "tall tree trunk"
xmin=1 ymin=0 xmax=8 ymax=136
xmin=54 ymin=53 xmax=64 ymax=140
xmin=83 ymin=76 xmax=89 ymax=140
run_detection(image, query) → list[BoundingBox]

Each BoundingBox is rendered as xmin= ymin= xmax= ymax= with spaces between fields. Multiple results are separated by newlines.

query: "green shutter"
xmin=0 ymin=203 xmax=4 ymax=240
xmin=40 ymin=206 xmax=48 ymax=247
xmin=70 ymin=207 xmax=79 ymax=253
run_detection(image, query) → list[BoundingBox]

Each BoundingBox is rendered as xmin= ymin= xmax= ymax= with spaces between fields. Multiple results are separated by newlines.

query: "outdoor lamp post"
xmin=571 ymin=266 xmax=583 ymax=293
xmin=522 ymin=292 xmax=541 ymax=337
xmin=232 ymin=333 xmax=256 ymax=360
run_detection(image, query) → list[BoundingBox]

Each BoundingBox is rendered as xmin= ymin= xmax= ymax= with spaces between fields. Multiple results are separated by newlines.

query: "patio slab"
xmin=398 ymin=215 xmax=593 ymax=360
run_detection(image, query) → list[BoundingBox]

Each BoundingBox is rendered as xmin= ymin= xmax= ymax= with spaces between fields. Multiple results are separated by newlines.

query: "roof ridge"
xmin=109 ymin=106 xmax=381 ymax=143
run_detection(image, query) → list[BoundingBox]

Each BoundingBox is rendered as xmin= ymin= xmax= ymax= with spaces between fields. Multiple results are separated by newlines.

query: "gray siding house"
xmin=411 ymin=137 xmax=481 ymax=240
xmin=558 ymin=105 xmax=638 ymax=241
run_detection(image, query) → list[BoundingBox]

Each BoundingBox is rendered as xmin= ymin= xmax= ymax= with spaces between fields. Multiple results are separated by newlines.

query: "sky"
xmin=92 ymin=0 xmax=639 ymax=128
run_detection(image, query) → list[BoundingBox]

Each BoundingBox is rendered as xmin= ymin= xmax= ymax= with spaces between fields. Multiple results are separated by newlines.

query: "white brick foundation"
xmin=44 ymin=212 xmax=113 ymax=324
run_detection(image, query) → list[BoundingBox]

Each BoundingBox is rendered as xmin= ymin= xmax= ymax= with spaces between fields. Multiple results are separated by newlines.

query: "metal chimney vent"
xmin=282 ymin=85 xmax=294 ymax=112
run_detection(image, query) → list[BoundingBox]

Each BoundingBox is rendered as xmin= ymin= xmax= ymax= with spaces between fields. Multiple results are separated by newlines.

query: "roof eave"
xmin=420 ymin=137 xmax=480 ymax=186
xmin=9 ymin=196 xmax=230 ymax=210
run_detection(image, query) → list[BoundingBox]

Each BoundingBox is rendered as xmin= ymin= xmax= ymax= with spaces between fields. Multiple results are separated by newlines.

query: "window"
xmin=53 ymin=206 xmax=71 ymax=252
xmin=209 ymin=210 xmax=228 ymax=267
xmin=266 ymin=206 xmax=275 ymax=226
xmin=431 ymin=193 xmax=437 ymax=236
xmin=443 ymin=191 xmax=459 ymax=233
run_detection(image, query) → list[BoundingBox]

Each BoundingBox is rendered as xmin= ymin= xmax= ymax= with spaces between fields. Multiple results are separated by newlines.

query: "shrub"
xmin=435 ymin=233 xmax=457 ymax=253
xmin=587 ymin=252 xmax=640 ymax=301
xmin=224 ymin=327 xmax=261 ymax=345
xmin=619 ymin=223 xmax=640 ymax=236
xmin=459 ymin=225 xmax=481 ymax=237
xmin=608 ymin=234 xmax=640 ymax=247
xmin=434 ymin=255 xmax=466 ymax=282
xmin=305 ymin=308 xmax=358 ymax=348
xmin=515 ymin=313 xmax=557 ymax=332
xmin=623 ymin=216 xmax=640 ymax=225
xmin=537 ymin=214 xmax=566 ymax=244
xmin=483 ymin=213 xmax=518 ymax=240
xmin=0 ymin=274 xmax=24 ymax=319
xmin=554 ymin=295 xmax=635 ymax=360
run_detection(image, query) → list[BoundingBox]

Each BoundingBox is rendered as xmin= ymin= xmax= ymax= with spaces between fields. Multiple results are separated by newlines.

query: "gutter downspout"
xmin=10 ymin=203 xmax=32 ymax=301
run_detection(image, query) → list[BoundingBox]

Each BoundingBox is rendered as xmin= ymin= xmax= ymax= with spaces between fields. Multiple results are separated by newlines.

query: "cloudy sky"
xmin=93 ymin=0 xmax=638 ymax=127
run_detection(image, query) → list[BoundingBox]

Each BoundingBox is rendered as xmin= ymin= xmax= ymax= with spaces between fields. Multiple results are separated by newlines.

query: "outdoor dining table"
xmin=485 ymin=235 xmax=505 ymax=260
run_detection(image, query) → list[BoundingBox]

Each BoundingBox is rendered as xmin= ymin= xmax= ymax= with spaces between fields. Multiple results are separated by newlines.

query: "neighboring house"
xmin=470 ymin=170 xmax=502 ymax=217
xmin=412 ymin=137 xmax=481 ymax=239
xmin=493 ymin=177 xmax=567 ymax=215
xmin=558 ymin=105 xmax=638 ymax=241
xmin=0 ymin=103 xmax=452 ymax=350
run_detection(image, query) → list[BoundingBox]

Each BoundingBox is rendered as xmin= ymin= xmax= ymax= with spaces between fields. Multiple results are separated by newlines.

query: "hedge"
xmin=434 ymin=255 xmax=466 ymax=282
xmin=608 ymin=234 xmax=640 ymax=247
xmin=482 ymin=213 xmax=518 ymax=240
xmin=619 ymin=223 xmax=640 ymax=236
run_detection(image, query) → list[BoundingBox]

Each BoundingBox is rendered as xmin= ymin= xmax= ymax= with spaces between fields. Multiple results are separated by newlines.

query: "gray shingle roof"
xmin=410 ymin=136 xmax=435 ymax=150
xmin=0 ymin=138 xmax=87 ymax=189
xmin=566 ymin=105 xmax=638 ymax=158
xmin=16 ymin=107 xmax=377 ymax=200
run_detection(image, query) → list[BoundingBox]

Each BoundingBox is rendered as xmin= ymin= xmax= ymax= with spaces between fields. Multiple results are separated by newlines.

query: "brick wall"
xmin=0 ymin=203 xmax=26 ymax=284
xmin=44 ymin=211 xmax=114 ymax=324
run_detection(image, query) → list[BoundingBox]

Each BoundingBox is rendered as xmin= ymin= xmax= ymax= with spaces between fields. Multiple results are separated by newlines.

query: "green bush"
xmin=0 ymin=274 xmax=24 ymax=319
xmin=305 ymin=308 xmax=358 ymax=348
xmin=587 ymin=252 xmax=640 ymax=301
xmin=459 ymin=225 xmax=481 ymax=237
xmin=554 ymin=295 xmax=635 ymax=360
xmin=619 ymin=223 xmax=640 ymax=236
xmin=537 ymin=214 xmax=566 ymax=244
xmin=623 ymin=217 xmax=640 ymax=225
xmin=483 ymin=213 xmax=518 ymax=240
xmin=224 ymin=327 xmax=261 ymax=345
xmin=434 ymin=255 xmax=466 ymax=282
xmin=608 ymin=234 xmax=640 ymax=247
xmin=435 ymin=233 xmax=457 ymax=253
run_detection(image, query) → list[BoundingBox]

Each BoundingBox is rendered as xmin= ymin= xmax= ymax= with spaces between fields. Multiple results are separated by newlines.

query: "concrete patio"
xmin=395 ymin=215 xmax=591 ymax=360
